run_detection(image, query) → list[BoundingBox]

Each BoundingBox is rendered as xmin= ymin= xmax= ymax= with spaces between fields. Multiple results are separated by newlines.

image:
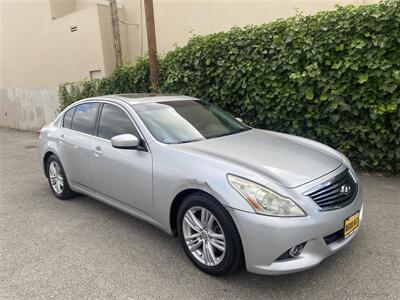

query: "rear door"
xmin=58 ymin=106 xmax=76 ymax=180
xmin=90 ymin=103 xmax=153 ymax=216
xmin=63 ymin=102 xmax=100 ymax=190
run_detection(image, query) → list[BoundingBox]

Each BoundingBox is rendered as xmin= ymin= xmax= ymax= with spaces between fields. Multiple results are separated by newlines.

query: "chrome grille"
xmin=305 ymin=169 xmax=358 ymax=210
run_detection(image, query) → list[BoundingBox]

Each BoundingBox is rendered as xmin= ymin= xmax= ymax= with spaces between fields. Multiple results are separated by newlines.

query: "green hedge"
xmin=59 ymin=0 xmax=400 ymax=174
xmin=59 ymin=57 xmax=151 ymax=108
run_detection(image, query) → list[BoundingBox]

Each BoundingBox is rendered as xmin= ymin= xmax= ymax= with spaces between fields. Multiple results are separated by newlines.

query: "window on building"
xmin=90 ymin=70 xmax=102 ymax=80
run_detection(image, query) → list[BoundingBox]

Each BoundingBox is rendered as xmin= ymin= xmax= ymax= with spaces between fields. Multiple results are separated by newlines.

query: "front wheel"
xmin=177 ymin=192 xmax=244 ymax=276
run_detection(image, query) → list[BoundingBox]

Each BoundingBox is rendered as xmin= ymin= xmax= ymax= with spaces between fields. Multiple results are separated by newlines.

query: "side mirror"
xmin=111 ymin=134 xmax=140 ymax=149
xmin=235 ymin=117 xmax=243 ymax=123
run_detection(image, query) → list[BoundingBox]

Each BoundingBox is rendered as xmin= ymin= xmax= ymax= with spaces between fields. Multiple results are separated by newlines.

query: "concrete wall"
xmin=0 ymin=2 xmax=114 ymax=88
xmin=0 ymin=0 xmax=122 ymax=130
xmin=0 ymin=87 xmax=59 ymax=131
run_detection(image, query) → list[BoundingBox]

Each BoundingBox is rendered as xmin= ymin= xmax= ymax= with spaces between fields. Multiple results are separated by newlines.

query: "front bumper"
xmin=229 ymin=187 xmax=363 ymax=275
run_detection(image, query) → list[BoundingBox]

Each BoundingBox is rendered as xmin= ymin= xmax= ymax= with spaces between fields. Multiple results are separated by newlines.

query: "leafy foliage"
xmin=59 ymin=0 xmax=400 ymax=174
xmin=59 ymin=79 xmax=101 ymax=109
xmin=58 ymin=57 xmax=151 ymax=109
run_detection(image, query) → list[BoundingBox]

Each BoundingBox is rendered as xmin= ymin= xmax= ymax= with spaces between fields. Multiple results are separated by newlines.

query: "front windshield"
xmin=133 ymin=100 xmax=250 ymax=144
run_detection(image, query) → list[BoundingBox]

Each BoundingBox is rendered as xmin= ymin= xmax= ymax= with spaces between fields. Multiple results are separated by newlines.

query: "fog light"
xmin=289 ymin=243 xmax=305 ymax=257
xmin=276 ymin=242 xmax=307 ymax=261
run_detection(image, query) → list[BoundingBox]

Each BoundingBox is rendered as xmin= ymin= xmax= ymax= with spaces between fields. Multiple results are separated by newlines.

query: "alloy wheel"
xmin=182 ymin=206 xmax=226 ymax=266
xmin=49 ymin=161 xmax=64 ymax=194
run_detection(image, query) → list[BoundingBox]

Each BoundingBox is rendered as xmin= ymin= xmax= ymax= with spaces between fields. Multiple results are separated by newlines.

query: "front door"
xmin=90 ymin=103 xmax=153 ymax=217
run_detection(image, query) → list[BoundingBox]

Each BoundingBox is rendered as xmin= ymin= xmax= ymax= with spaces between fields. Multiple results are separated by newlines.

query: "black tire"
xmin=46 ymin=154 xmax=76 ymax=200
xmin=177 ymin=192 xmax=244 ymax=276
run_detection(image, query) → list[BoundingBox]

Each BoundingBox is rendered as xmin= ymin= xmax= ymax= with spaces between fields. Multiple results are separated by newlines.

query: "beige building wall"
xmin=121 ymin=0 xmax=378 ymax=61
xmin=1 ymin=0 xmax=379 ymax=88
xmin=0 ymin=1 xmax=121 ymax=88
xmin=49 ymin=0 xmax=76 ymax=18
xmin=0 ymin=0 xmax=378 ymax=130
xmin=0 ymin=0 xmax=124 ymax=130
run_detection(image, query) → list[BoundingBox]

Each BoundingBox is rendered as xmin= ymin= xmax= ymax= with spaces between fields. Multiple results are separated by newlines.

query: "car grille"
xmin=304 ymin=169 xmax=358 ymax=210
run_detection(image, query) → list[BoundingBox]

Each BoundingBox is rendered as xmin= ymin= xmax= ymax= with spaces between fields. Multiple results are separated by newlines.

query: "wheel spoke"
xmin=56 ymin=180 xmax=62 ymax=193
xmin=200 ymin=209 xmax=207 ymax=226
xmin=185 ymin=232 xmax=201 ymax=241
xmin=207 ymin=214 xmax=215 ymax=229
xmin=203 ymin=241 xmax=210 ymax=265
xmin=189 ymin=239 xmax=203 ymax=252
xmin=187 ymin=210 xmax=203 ymax=230
xmin=209 ymin=231 xmax=225 ymax=252
xmin=209 ymin=238 xmax=225 ymax=252
xmin=201 ymin=209 xmax=212 ymax=228
xmin=209 ymin=232 xmax=224 ymax=240
xmin=54 ymin=162 xmax=61 ymax=175
xmin=206 ymin=241 xmax=218 ymax=265
xmin=189 ymin=210 xmax=204 ymax=229
xmin=184 ymin=215 xmax=201 ymax=233
xmin=49 ymin=163 xmax=56 ymax=176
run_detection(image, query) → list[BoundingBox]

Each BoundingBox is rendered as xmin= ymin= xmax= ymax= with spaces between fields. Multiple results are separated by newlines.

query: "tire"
xmin=46 ymin=154 xmax=76 ymax=200
xmin=177 ymin=192 xmax=244 ymax=276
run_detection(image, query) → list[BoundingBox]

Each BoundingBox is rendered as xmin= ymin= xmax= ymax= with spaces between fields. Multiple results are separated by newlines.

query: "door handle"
xmin=59 ymin=134 xmax=65 ymax=142
xmin=93 ymin=146 xmax=103 ymax=156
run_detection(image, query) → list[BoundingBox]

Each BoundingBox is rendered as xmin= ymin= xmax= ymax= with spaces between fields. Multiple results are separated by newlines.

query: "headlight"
xmin=227 ymin=174 xmax=306 ymax=217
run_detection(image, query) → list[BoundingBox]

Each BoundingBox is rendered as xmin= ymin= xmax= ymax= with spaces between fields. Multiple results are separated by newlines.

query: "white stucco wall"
xmin=0 ymin=87 xmax=59 ymax=131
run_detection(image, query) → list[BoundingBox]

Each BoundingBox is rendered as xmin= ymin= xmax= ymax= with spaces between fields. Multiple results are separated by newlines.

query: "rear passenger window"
xmin=63 ymin=107 xmax=75 ymax=129
xmin=71 ymin=103 xmax=100 ymax=135
xmin=97 ymin=104 xmax=138 ymax=140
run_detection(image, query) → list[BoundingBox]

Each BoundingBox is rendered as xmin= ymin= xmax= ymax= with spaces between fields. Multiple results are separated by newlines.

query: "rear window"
xmin=71 ymin=103 xmax=100 ymax=135
xmin=62 ymin=107 xmax=75 ymax=129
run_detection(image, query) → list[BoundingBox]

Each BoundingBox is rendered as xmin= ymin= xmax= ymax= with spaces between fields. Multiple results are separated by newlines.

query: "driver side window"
xmin=97 ymin=104 xmax=139 ymax=140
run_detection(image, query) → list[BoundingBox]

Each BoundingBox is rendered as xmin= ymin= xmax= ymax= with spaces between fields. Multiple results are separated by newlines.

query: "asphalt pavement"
xmin=0 ymin=127 xmax=399 ymax=299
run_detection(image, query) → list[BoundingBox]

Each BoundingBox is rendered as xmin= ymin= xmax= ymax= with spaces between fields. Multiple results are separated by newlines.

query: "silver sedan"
xmin=38 ymin=94 xmax=363 ymax=276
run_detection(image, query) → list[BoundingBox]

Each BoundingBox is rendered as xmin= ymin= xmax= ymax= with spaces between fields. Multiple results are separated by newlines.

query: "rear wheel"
xmin=46 ymin=154 xmax=76 ymax=200
xmin=177 ymin=192 xmax=244 ymax=276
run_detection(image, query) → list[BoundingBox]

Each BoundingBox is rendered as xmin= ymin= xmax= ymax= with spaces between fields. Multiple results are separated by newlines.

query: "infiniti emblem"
xmin=340 ymin=184 xmax=351 ymax=195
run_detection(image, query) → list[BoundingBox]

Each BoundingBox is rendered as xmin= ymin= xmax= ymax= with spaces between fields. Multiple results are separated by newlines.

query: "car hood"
xmin=174 ymin=129 xmax=342 ymax=188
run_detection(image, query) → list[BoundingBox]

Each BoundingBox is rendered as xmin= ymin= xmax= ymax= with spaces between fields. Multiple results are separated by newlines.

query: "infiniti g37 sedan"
xmin=38 ymin=94 xmax=363 ymax=276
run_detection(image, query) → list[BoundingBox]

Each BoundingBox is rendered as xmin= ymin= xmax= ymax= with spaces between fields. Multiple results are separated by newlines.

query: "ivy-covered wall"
xmin=59 ymin=1 xmax=400 ymax=174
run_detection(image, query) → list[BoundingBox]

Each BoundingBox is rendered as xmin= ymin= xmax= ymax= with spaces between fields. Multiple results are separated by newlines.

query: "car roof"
xmin=93 ymin=93 xmax=199 ymax=105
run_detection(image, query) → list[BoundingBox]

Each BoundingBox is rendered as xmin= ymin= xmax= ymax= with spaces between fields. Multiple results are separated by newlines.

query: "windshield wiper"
xmin=174 ymin=139 xmax=203 ymax=144
xmin=207 ymin=127 xmax=251 ymax=139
